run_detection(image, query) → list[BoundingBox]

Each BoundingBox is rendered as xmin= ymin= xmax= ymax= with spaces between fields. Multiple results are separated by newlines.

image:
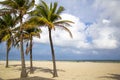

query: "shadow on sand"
xmin=6 ymin=65 xmax=65 ymax=80
xmin=0 ymin=66 xmax=63 ymax=80
xmin=9 ymin=64 xmax=65 ymax=74
xmin=11 ymin=66 xmax=65 ymax=75
xmin=28 ymin=67 xmax=53 ymax=74
xmin=99 ymin=73 xmax=120 ymax=80
xmin=0 ymin=78 xmax=3 ymax=80
xmin=10 ymin=64 xmax=21 ymax=67
xmin=27 ymin=67 xmax=65 ymax=74
xmin=7 ymin=76 xmax=55 ymax=80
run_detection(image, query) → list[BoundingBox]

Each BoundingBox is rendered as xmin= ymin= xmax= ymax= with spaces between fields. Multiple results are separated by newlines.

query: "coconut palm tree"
xmin=22 ymin=23 xmax=41 ymax=73
xmin=0 ymin=13 xmax=18 ymax=68
xmin=0 ymin=0 xmax=35 ymax=78
xmin=13 ymin=21 xmax=41 ymax=73
xmin=31 ymin=1 xmax=74 ymax=77
xmin=0 ymin=17 xmax=12 ymax=68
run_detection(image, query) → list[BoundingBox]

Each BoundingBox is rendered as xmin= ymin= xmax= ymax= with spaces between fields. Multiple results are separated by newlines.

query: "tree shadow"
xmin=27 ymin=67 xmax=53 ymax=74
xmin=7 ymin=76 xmax=55 ymax=80
xmin=99 ymin=73 xmax=120 ymax=80
xmin=26 ymin=67 xmax=65 ymax=75
xmin=10 ymin=64 xmax=21 ymax=67
xmin=7 ymin=64 xmax=65 ymax=76
xmin=12 ymin=66 xmax=65 ymax=75
xmin=0 ymin=78 xmax=3 ymax=80
xmin=4 ymin=64 xmax=22 ymax=69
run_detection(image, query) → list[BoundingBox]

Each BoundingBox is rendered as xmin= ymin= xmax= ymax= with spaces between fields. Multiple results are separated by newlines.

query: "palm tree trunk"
xmin=6 ymin=43 xmax=9 ymax=68
xmin=20 ymin=34 xmax=27 ymax=78
xmin=30 ymin=35 xmax=33 ymax=73
xmin=20 ymin=12 xmax=27 ymax=78
xmin=48 ymin=28 xmax=58 ymax=77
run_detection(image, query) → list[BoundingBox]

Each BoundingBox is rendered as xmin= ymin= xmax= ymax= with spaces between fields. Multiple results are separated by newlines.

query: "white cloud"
xmin=93 ymin=0 xmax=120 ymax=27
xmin=88 ymin=21 xmax=118 ymax=49
xmin=102 ymin=19 xmax=110 ymax=24
xmin=33 ymin=13 xmax=91 ymax=49
xmin=33 ymin=0 xmax=120 ymax=54
xmin=33 ymin=13 xmax=119 ymax=50
xmin=89 ymin=0 xmax=120 ymax=49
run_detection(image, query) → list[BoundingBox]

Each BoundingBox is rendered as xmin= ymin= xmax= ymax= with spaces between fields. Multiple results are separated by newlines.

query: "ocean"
xmin=1 ymin=53 xmax=120 ymax=63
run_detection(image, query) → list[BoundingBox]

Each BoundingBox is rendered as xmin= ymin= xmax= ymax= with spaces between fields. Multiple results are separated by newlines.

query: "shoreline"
xmin=1 ymin=60 xmax=120 ymax=63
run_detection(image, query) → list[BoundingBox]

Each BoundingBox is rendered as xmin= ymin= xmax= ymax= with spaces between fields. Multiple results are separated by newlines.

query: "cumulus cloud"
xmin=93 ymin=0 xmax=120 ymax=27
xmin=87 ymin=20 xmax=118 ymax=49
xmin=33 ymin=13 xmax=92 ymax=48
xmin=33 ymin=0 xmax=120 ymax=54
xmin=102 ymin=19 xmax=110 ymax=24
xmin=33 ymin=13 xmax=119 ymax=50
xmin=89 ymin=0 xmax=120 ymax=49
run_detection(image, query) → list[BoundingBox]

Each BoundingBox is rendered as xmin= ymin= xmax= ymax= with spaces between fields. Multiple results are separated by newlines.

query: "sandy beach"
xmin=0 ymin=61 xmax=120 ymax=80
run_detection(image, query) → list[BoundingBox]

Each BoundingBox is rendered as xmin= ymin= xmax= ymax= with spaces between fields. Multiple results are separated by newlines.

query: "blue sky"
xmin=0 ymin=0 xmax=120 ymax=60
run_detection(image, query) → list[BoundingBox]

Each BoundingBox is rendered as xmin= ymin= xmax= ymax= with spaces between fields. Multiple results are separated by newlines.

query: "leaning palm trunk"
xmin=20 ymin=34 xmax=27 ymax=77
xmin=30 ymin=35 xmax=33 ymax=73
xmin=6 ymin=43 xmax=9 ymax=68
xmin=20 ymin=13 xmax=27 ymax=78
xmin=48 ymin=28 xmax=58 ymax=77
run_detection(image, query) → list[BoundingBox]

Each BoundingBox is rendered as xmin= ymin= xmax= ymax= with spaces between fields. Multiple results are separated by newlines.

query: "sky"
xmin=0 ymin=0 xmax=120 ymax=60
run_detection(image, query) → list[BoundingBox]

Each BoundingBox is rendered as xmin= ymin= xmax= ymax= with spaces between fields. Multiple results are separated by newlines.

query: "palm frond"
xmin=24 ymin=0 xmax=35 ymax=12
xmin=50 ymin=2 xmax=52 ymax=10
xmin=33 ymin=32 xmax=40 ymax=38
xmin=25 ymin=46 xmax=30 ymax=55
xmin=0 ymin=8 xmax=16 ymax=16
xmin=7 ymin=38 xmax=12 ymax=51
xmin=54 ymin=20 xmax=74 ymax=26
xmin=51 ymin=14 xmax=61 ymax=22
xmin=56 ymin=6 xmax=65 ymax=14
xmin=52 ymin=2 xmax=58 ymax=14
xmin=56 ymin=24 xmax=73 ymax=38
xmin=14 ymin=0 xmax=25 ymax=7
xmin=36 ymin=5 xmax=48 ymax=18
xmin=25 ymin=42 xmax=30 ymax=55
xmin=2 ymin=34 xmax=10 ymax=41
xmin=28 ymin=16 xmax=54 ymax=29
xmin=41 ymin=0 xmax=49 ymax=12
xmin=0 ymin=0 xmax=19 ymax=9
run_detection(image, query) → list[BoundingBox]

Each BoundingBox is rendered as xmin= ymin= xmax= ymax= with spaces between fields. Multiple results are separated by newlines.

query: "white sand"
xmin=0 ymin=61 xmax=120 ymax=80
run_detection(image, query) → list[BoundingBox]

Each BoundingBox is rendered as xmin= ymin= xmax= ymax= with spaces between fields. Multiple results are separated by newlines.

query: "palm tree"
xmin=0 ymin=13 xmax=18 ymax=68
xmin=0 ymin=17 xmax=11 ymax=68
xmin=32 ymin=1 xmax=74 ymax=77
xmin=0 ymin=0 xmax=35 ymax=78
xmin=23 ymin=23 xmax=41 ymax=73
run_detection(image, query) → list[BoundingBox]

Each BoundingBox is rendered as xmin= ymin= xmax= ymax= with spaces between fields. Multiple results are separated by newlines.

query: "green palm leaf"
xmin=56 ymin=24 xmax=73 ymax=38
